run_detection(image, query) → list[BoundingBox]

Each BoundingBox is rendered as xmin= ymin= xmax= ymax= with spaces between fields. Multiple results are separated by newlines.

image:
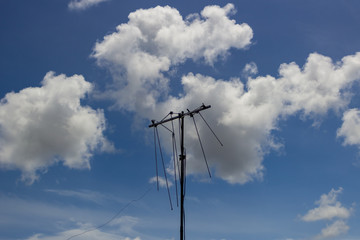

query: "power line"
xmin=66 ymin=185 xmax=153 ymax=240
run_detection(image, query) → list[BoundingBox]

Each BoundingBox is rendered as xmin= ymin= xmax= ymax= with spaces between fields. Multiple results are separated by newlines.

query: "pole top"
xmin=148 ymin=104 xmax=211 ymax=128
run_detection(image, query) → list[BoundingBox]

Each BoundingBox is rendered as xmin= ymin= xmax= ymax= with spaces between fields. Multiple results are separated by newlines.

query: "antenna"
xmin=149 ymin=103 xmax=220 ymax=240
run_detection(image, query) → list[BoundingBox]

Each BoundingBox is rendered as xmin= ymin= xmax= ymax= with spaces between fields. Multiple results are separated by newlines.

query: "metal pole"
xmin=148 ymin=104 xmax=212 ymax=240
xmin=179 ymin=112 xmax=185 ymax=240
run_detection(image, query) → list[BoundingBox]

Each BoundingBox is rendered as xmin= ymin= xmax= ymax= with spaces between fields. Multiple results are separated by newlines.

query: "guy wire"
xmin=192 ymin=115 xmax=211 ymax=178
xmin=198 ymin=112 xmax=223 ymax=146
xmin=155 ymin=127 xmax=174 ymax=210
xmin=154 ymin=127 xmax=159 ymax=190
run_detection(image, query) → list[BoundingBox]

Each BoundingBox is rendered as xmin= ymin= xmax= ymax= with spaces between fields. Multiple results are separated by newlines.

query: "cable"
xmin=170 ymin=113 xmax=180 ymax=207
xmin=155 ymin=127 xmax=174 ymax=210
xmin=66 ymin=185 xmax=153 ymax=240
xmin=172 ymin=132 xmax=179 ymax=207
xmin=160 ymin=123 xmax=173 ymax=133
xmin=192 ymin=115 xmax=211 ymax=178
xmin=198 ymin=112 xmax=223 ymax=146
xmin=160 ymin=112 xmax=171 ymax=122
xmin=154 ymin=127 xmax=159 ymax=191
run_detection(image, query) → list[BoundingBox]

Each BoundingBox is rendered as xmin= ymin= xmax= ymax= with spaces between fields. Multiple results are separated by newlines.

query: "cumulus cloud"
xmin=155 ymin=74 xmax=272 ymax=183
xmin=92 ymin=3 xmax=253 ymax=112
xmin=337 ymin=108 xmax=360 ymax=147
xmin=302 ymin=188 xmax=352 ymax=239
xmin=68 ymin=0 xmax=109 ymax=11
xmin=155 ymin=52 xmax=360 ymax=184
xmin=0 ymin=72 xmax=112 ymax=183
xmin=302 ymin=188 xmax=351 ymax=222
xmin=275 ymin=53 xmax=360 ymax=117
xmin=92 ymin=3 xmax=360 ymax=184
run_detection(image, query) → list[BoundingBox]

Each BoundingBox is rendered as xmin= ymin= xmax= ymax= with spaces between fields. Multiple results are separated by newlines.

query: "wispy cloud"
xmin=317 ymin=220 xmax=349 ymax=239
xmin=301 ymin=188 xmax=353 ymax=239
xmin=26 ymin=218 xmax=142 ymax=240
xmin=0 ymin=194 xmax=162 ymax=240
xmin=68 ymin=0 xmax=109 ymax=11
xmin=149 ymin=176 xmax=173 ymax=188
xmin=242 ymin=62 xmax=258 ymax=77
xmin=45 ymin=189 xmax=113 ymax=205
xmin=302 ymin=188 xmax=351 ymax=222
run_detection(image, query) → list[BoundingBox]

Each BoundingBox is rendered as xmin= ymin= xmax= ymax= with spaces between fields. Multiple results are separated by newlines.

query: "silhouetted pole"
xmin=148 ymin=104 xmax=211 ymax=240
xmin=179 ymin=112 xmax=185 ymax=240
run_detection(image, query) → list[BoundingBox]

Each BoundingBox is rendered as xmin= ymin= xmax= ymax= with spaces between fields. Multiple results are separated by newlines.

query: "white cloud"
xmin=0 ymin=72 xmax=112 ymax=184
xmin=149 ymin=176 xmax=173 ymax=188
xmin=275 ymin=53 xmax=360 ymax=117
xmin=155 ymin=74 xmax=272 ymax=183
xmin=242 ymin=62 xmax=258 ymax=76
xmin=109 ymin=216 xmax=140 ymax=236
xmin=302 ymin=188 xmax=352 ymax=239
xmin=45 ymin=189 xmax=116 ymax=205
xmin=68 ymin=0 xmax=109 ymax=11
xmin=156 ymin=52 xmax=360 ymax=184
xmin=92 ymin=4 xmax=253 ymax=112
xmin=317 ymin=220 xmax=349 ymax=239
xmin=0 ymin=194 xmax=154 ymax=240
xmin=302 ymin=188 xmax=351 ymax=222
xmin=1 ymin=192 xmax=175 ymax=240
xmin=337 ymin=108 xmax=360 ymax=147
xmin=26 ymin=222 xmax=142 ymax=240
xmin=92 ymin=3 xmax=360 ymax=184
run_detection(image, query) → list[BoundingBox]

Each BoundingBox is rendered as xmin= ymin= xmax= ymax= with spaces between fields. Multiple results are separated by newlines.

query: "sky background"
xmin=1 ymin=0 xmax=360 ymax=240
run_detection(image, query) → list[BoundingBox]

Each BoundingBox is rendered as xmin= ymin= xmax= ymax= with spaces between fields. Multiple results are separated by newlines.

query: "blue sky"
xmin=1 ymin=0 xmax=360 ymax=239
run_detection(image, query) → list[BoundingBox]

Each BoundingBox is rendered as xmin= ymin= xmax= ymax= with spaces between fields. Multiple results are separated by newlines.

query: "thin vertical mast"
xmin=179 ymin=112 xmax=185 ymax=240
xmin=148 ymin=104 xmax=212 ymax=240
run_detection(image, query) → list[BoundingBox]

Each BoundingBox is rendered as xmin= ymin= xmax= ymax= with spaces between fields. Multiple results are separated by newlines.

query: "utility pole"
xmin=179 ymin=112 xmax=185 ymax=240
xmin=149 ymin=104 xmax=211 ymax=240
